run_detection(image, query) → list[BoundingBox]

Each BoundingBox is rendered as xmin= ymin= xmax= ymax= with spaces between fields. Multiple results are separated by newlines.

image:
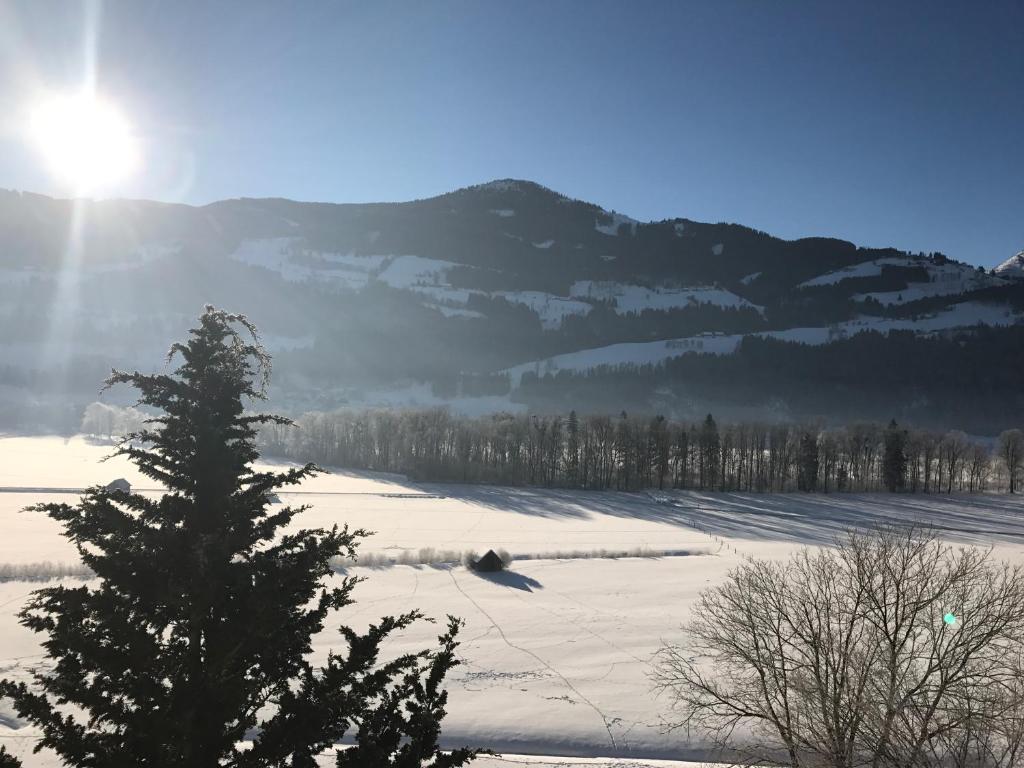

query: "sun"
xmin=29 ymin=92 xmax=140 ymax=193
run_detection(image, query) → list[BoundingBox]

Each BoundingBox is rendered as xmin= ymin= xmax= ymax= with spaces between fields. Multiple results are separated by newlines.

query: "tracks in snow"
xmin=447 ymin=568 xmax=621 ymax=753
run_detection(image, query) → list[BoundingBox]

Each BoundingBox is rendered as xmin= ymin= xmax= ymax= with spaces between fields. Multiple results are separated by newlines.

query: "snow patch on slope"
xmin=495 ymin=291 xmax=593 ymax=329
xmin=798 ymin=256 xmax=921 ymax=287
xmin=853 ymin=262 xmax=1005 ymax=305
xmin=505 ymin=333 xmax=741 ymax=385
xmin=570 ymin=281 xmax=763 ymax=314
xmin=424 ymin=304 xmax=485 ymax=319
xmin=228 ymin=238 xmax=370 ymax=289
xmin=316 ymin=252 xmax=386 ymax=270
xmin=595 ymin=212 xmax=637 ymax=236
xmin=505 ymin=301 xmax=1020 ymax=386
xmin=376 ymin=255 xmax=459 ymax=288
xmin=409 ymin=286 xmax=479 ymax=305
xmin=995 ymin=251 xmax=1024 ymax=278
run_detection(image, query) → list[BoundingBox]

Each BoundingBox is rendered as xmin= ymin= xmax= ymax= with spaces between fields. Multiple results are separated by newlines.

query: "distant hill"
xmin=1 ymin=180 xmax=1022 ymax=433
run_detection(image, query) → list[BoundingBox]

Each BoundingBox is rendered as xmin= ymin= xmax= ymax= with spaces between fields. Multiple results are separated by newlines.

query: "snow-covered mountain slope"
xmin=0 ymin=180 xmax=1021 ymax=429
xmin=850 ymin=259 xmax=1005 ymax=305
xmin=504 ymin=301 xmax=1022 ymax=387
xmin=797 ymin=256 xmax=921 ymax=287
xmin=995 ymin=250 xmax=1024 ymax=278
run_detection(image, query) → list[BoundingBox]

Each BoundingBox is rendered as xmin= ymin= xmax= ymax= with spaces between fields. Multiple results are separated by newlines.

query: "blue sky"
xmin=0 ymin=1 xmax=1021 ymax=266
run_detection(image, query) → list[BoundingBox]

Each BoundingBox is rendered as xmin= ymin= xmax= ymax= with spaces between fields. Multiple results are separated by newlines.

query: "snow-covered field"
xmin=3 ymin=436 xmax=1024 ymax=765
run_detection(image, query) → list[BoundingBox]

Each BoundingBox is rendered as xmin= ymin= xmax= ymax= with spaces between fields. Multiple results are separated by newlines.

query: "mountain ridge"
xmin=0 ymin=179 xmax=1022 ymax=433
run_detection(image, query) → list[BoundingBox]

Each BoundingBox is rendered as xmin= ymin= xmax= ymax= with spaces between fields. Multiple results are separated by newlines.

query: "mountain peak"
xmin=463 ymin=178 xmax=565 ymax=198
xmin=995 ymin=250 xmax=1024 ymax=278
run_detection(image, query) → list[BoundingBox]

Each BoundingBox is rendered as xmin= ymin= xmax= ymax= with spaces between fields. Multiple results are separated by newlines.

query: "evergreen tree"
xmin=651 ymin=415 xmax=670 ymax=491
xmin=698 ymin=414 xmax=720 ymax=490
xmin=566 ymin=410 xmax=580 ymax=486
xmin=883 ymin=418 xmax=908 ymax=492
xmin=616 ymin=411 xmax=632 ymax=490
xmin=0 ymin=747 xmax=21 ymax=767
xmin=1000 ymin=429 xmax=1024 ymax=494
xmin=336 ymin=617 xmax=480 ymax=768
xmin=0 ymin=307 xmax=481 ymax=767
xmin=797 ymin=429 xmax=819 ymax=492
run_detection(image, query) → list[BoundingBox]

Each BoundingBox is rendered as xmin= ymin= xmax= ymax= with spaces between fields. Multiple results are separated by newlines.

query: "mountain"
xmin=1 ymin=180 xmax=1023 ymax=433
xmin=995 ymin=251 xmax=1024 ymax=279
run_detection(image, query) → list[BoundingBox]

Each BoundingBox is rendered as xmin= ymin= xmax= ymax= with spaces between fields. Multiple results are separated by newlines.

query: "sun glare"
xmin=29 ymin=92 xmax=139 ymax=193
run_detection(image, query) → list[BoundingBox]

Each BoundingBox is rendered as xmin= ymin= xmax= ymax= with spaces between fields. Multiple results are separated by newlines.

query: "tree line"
xmin=254 ymin=408 xmax=1024 ymax=494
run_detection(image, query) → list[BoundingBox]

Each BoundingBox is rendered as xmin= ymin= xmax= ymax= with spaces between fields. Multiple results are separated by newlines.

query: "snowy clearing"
xmin=504 ymin=334 xmax=741 ymax=386
xmin=375 ymin=254 xmax=461 ymax=289
xmin=495 ymin=291 xmax=594 ymax=329
xmin=738 ymin=271 xmax=761 ymax=285
xmin=569 ymin=282 xmax=762 ymax=315
xmin=853 ymin=269 xmax=1006 ymax=305
xmin=228 ymin=238 xmax=371 ymax=289
xmin=797 ymin=256 xmax=922 ymax=287
xmin=595 ymin=212 xmax=637 ymax=236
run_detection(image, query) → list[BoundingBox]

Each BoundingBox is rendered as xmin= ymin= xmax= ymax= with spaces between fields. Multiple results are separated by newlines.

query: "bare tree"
xmin=653 ymin=527 xmax=1024 ymax=768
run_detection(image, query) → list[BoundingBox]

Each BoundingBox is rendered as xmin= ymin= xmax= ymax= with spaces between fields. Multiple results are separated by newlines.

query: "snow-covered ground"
xmin=504 ymin=334 xmax=742 ymax=387
xmin=797 ymin=255 xmax=1005 ymax=303
xmin=995 ymin=251 xmax=1024 ymax=278
xmin=3 ymin=436 xmax=1024 ymax=765
xmin=569 ymin=282 xmax=762 ymax=315
xmin=797 ymin=256 xmax=922 ymax=287
xmin=376 ymin=255 xmax=461 ymax=289
xmin=228 ymin=237 xmax=375 ymax=289
xmin=852 ymin=261 xmax=1005 ymax=306
xmin=495 ymin=291 xmax=594 ymax=329
xmin=595 ymin=212 xmax=637 ymax=236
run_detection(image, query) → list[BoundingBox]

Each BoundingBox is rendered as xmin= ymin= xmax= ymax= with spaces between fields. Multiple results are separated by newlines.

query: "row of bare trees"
xmin=249 ymin=407 xmax=1024 ymax=493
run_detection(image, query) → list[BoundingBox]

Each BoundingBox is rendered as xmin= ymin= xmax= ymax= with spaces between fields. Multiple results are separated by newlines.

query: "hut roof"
xmin=473 ymin=549 xmax=505 ymax=573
